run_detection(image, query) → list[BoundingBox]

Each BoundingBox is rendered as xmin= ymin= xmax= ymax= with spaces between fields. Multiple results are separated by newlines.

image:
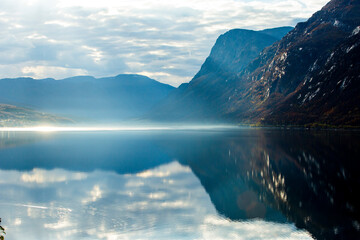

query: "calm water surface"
xmin=0 ymin=128 xmax=359 ymax=240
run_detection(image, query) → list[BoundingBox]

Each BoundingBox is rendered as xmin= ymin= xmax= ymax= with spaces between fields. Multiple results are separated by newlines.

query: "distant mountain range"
xmin=0 ymin=74 xmax=174 ymax=123
xmin=148 ymin=0 xmax=360 ymax=127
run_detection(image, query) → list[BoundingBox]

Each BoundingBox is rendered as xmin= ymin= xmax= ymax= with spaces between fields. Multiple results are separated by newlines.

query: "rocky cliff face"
xmin=224 ymin=0 xmax=360 ymax=126
xmin=147 ymin=27 xmax=293 ymax=121
xmin=150 ymin=0 xmax=360 ymax=127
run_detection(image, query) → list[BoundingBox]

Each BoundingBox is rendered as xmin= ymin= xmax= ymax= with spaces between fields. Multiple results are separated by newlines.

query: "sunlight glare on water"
xmin=0 ymin=125 xmax=237 ymax=132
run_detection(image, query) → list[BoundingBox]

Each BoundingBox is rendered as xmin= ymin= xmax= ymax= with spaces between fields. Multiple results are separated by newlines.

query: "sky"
xmin=0 ymin=0 xmax=329 ymax=86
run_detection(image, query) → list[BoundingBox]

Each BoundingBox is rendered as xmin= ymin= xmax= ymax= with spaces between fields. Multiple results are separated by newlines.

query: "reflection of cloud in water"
xmin=0 ymin=168 xmax=87 ymax=184
xmin=0 ymin=162 xmax=312 ymax=240
xmin=135 ymin=162 xmax=191 ymax=178
xmin=82 ymin=185 xmax=103 ymax=204
xmin=201 ymin=216 xmax=312 ymax=240
xmin=21 ymin=169 xmax=88 ymax=184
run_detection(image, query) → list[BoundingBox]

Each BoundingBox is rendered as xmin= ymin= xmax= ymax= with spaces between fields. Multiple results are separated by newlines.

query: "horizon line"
xmin=0 ymin=125 xmax=239 ymax=132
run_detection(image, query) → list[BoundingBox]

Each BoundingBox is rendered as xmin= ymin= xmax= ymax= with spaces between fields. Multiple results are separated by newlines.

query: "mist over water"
xmin=0 ymin=123 xmax=238 ymax=132
xmin=0 ymin=128 xmax=359 ymax=240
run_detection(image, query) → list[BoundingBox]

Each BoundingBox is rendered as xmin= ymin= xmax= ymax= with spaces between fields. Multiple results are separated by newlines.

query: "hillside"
xmin=224 ymin=0 xmax=360 ymax=126
xmin=0 ymin=74 xmax=174 ymax=122
xmin=0 ymin=104 xmax=72 ymax=127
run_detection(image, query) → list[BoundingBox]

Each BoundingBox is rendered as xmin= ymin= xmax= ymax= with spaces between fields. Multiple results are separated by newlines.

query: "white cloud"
xmin=21 ymin=66 xmax=89 ymax=79
xmin=0 ymin=0 xmax=329 ymax=86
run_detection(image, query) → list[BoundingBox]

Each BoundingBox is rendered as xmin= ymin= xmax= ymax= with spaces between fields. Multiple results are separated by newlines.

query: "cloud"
xmin=21 ymin=66 xmax=89 ymax=79
xmin=0 ymin=0 xmax=329 ymax=86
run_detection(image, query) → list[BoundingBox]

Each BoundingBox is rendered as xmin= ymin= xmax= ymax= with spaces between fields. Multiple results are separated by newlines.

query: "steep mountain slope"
xmin=0 ymin=104 xmax=71 ymax=127
xmin=224 ymin=0 xmax=360 ymax=126
xmin=147 ymin=27 xmax=293 ymax=121
xmin=0 ymin=74 xmax=174 ymax=121
xmin=149 ymin=0 xmax=360 ymax=127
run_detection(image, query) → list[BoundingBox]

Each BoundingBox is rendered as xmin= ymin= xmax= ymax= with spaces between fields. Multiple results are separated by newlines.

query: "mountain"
xmin=0 ymin=104 xmax=72 ymax=127
xmin=223 ymin=0 xmax=360 ymax=126
xmin=149 ymin=0 xmax=360 ymax=127
xmin=147 ymin=27 xmax=293 ymax=121
xmin=0 ymin=74 xmax=174 ymax=122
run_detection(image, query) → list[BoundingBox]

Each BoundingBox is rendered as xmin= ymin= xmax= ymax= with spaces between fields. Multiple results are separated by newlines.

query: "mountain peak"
xmin=322 ymin=0 xmax=355 ymax=10
xmin=61 ymin=76 xmax=96 ymax=81
xmin=194 ymin=27 xmax=293 ymax=79
xmin=309 ymin=0 xmax=360 ymax=32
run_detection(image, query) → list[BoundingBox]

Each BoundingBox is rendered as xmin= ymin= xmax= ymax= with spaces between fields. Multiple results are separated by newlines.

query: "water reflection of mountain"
xmin=0 ymin=129 xmax=359 ymax=239
xmin=0 ymin=132 xmax=173 ymax=174
xmin=169 ymin=129 xmax=360 ymax=240
xmin=0 ymin=131 xmax=50 ymax=150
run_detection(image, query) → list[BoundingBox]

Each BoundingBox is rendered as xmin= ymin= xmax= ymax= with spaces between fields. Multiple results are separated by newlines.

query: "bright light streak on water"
xmin=0 ymin=125 xmax=239 ymax=132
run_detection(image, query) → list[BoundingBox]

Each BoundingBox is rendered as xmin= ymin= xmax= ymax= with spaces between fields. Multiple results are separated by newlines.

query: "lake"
xmin=0 ymin=128 xmax=359 ymax=240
